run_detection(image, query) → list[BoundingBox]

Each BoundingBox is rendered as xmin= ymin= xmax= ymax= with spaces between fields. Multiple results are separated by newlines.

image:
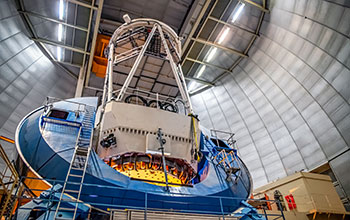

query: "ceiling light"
xmin=217 ymin=27 xmax=230 ymax=44
xmin=206 ymin=48 xmax=217 ymax=62
xmin=197 ymin=65 xmax=206 ymax=78
xmin=187 ymin=81 xmax=196 ymax=92
xmin=188 ymin=81 xmax=201 ymax=93
xmin=189 ymin=84 xmax=207 ymax=95
xmin=58 ymin=24 xmax=63 ymax=41
xmin=59 ymin=0 xmax=64 ymax=20
xmin=57 ymin=47 xmax=62 ymax=61
xmin=231 ymin=2 xmax=245 ymax=23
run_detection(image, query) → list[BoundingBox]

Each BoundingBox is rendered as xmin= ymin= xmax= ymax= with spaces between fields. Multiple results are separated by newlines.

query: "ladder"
xmin=204 ymin=139 xmax=241 ymax=182
xmin=54 ymin=105 xmax=95 ymax=219
xmin=214 ymin=150 xmax=241 ymax=177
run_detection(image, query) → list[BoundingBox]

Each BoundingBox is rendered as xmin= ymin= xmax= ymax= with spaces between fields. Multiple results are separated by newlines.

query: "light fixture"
xmin=197 ymin=65 xmax=206 ymax=78
xmin=57 ymin=47 xmax=62 ymax=61
xmin=58 ymin=24 xmax=63 ymax=41
xmin=217 ymin=27 xmax=230 ymax=44
xmin=231 ymin=2 xmax=245 ymax=23
xmin=59 ymin=0 xmax=64 ymax=20
xmin=206 ymin=48 xmax=217 ymax=62
xmin=57 ymin=0 xmax=64 ymax=61
xmin=188 ymin=81 xmax=199 ymax=92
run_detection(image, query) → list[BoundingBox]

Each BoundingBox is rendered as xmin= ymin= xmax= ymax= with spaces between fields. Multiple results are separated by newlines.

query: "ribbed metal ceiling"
xmin=0 ymin=0 xmax=349 ymax=210
xmin=190 ymin=0 xmax=350 ymax=209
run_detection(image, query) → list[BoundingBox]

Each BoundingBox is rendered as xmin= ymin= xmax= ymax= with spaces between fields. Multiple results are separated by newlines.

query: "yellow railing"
xmin=0 ymin=137 xmax=20 ymax=219
xmin=214 ymin=149 xmax=236 ymax=168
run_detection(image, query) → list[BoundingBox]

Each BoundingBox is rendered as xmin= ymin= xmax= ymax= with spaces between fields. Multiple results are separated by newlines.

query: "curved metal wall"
xmin=191 ymin=0 xmax=350 ymax=195
xmin=0 ymin=0 xmax=76 ymax=160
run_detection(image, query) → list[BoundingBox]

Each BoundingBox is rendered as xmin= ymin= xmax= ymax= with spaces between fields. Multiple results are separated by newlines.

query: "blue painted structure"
xmin=16 ymin=185 xmax=89 ymax=220
xmin=15 ymin=97 xmax=255 ymax=216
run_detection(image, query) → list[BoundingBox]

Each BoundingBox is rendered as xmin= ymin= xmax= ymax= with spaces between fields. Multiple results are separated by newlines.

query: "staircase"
xmin=214 ymin=150 xmax=241 ymax=181
xmin=204 ymin=138 xmax=241 ymax=182
xmin=54 ymin=105 xmax=95 ymax=219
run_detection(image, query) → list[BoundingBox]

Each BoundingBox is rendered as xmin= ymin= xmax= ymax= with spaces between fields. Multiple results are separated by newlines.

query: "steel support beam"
xmin=208 ymin=16 xmax=258 ymax=36
xmin=186 ymin=57 xmax=231 ymax=73
xmin=158 ymin=24 xmax=193 ymax=113
xmin=75 ymin=0 xmax=104 ymax=97
xmin=181 ymin=0 xmax=230 ymax=79
xmin=55 ymin=59 xmax=82 ymax=68
xmin=192 ymin=37 xmax=248 ymax=58
xmin=211 ymin=0 xmax=267 ymax=84
xmin=31 ymin=37 xmax=89 ymax=55
xmin=189 ymin=85 xmax=210 ymax=96
xmin=179 ymin=0 xmax=200 ymax=37
xmin=67 ymin=0 xmax=98 ymax=10
xmin=185 ymin=77 xmax=214 ymax=87
xmin=242 ymin=0 xmax=269 ymax=13
xmin=75 ymin=0 xmax=95 ymax=98
xmin=84 ymin=0 xmax=104 ymax=87
xmin=18 ymin=10 xmax=88 ymax=32
xmin=116 ymin=25 xmax=158 ymax=101
xmin=15 ymin=0 xmax=78 ymax=79
xmin=182 ymin=0 xmax=212 ymax=53
xmin=183 ymin=0 xmax=267 ymax=96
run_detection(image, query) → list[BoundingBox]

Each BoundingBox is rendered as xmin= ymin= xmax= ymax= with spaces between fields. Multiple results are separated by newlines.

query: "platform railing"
xmin=11 ymin=176 xmax=286 ymax=220
xmin=44 ymin=96 xmax=90 ymax=113
xmin=210 ymin=129 xmax=236 ymax=149
xmin=111 ymin=87 xmax=188 ymax=115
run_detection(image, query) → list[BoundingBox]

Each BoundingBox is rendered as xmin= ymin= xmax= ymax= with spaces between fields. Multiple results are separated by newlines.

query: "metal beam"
xmin=181 ymin=0 xmax=230 ymax=77
xmin=179 ymin=0 xmax=200 ymax=36
xmin=55 ymin=59 xmax=82 ymax=68
xmin=185 ymin=77 xmax=214 ymax=87
xmin=211 ymin=0 xmax=267 ymax=84
xmin=30 ymin=37 xmax=89 ymax=55
xmin=14 ymin=0 xmax=78 ymax=79
xmin=75 ymin=0 xmax=98 ymax=97
xmin=186 ymin=57 xmax=231 ymax=73
xmin=18 ymin=10 xmax=88 ymax=32
xmin=212 ymin=57 xmax=242 ymax=83
xmin=84 ymin=0 xmax=104 ymax=87
xmin=67 ymin=0 xmax=98 ymax=10
xmin=182 ymin=0 xmax=212 ymax=53
xmin=208 ymin=16 xmax=259 ymax=36
xmin=85 ymin=86 xmax=104 ymax=92
xmin=192 ymin=37 xmax=248 ymax=58
xmin=242 ymin=0 xmax=269 ymax=13
xmin=189 ymin=85 xmax=211 ymax=96
xmin=183 ymin=0 xmax=267 ymax=95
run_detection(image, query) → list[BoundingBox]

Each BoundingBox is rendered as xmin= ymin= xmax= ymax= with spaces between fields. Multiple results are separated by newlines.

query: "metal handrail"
xmin=44 ymin=96 xmax=92 ymax=113
xmin=109 ymin=87 xmax=188 ymax=115
xmin=210 ymin=129 xmax=236 ymax=148
xmin=13 ymin=175 xmax=285 ymax=220
xmin=112 ymin=87 xmax=183 ymax=102
xmin=17 ymin=175 xmax=269 ymax=200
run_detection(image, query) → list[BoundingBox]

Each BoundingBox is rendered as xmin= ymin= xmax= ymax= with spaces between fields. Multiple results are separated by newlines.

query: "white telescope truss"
xmin=101 ymin=18 xmax=193 ymax=114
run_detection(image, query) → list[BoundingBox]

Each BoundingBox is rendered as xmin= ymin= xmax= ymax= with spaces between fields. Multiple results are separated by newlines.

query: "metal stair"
xmin=214 ymin=150 xmax=241 ymax=180
xmin=204 ymin=138 xmax=241 ymax=182
xmin=54 ymin=105 xmax=95 ymax=220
